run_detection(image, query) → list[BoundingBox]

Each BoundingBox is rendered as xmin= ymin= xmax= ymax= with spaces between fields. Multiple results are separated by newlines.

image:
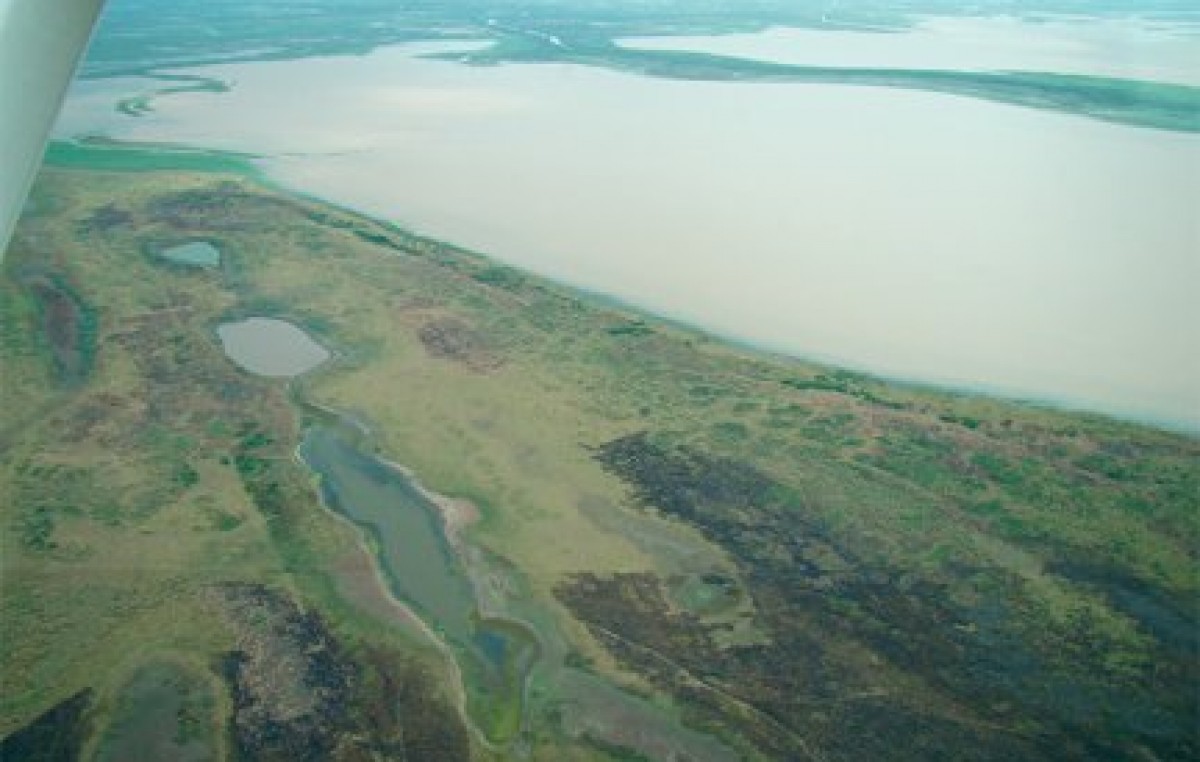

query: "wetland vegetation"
xmin=299 ymin=425 xmax=538 ymax=744
xmin=2 ymin=158 xmax=1195 ymax=759
xmin=3 ymin=2 xmax=1198 ymax=758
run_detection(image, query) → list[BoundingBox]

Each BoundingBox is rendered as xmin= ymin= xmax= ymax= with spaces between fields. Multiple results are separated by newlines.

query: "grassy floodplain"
xmin=1 ymin=141 xmax=1197 ymax=760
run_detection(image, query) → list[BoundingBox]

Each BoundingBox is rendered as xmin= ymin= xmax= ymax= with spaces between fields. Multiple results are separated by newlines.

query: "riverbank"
xmin=50 ymin=31 xmax=1200 ymax=430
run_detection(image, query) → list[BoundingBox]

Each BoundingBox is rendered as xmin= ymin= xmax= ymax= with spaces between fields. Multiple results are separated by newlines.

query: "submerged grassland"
xmin=1 ymin=161 xmax=1196 ymax=760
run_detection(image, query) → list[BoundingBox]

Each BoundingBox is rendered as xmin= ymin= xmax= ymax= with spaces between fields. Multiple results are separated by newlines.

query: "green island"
xmin=1 ymin=140 xmax=1197 ymax=761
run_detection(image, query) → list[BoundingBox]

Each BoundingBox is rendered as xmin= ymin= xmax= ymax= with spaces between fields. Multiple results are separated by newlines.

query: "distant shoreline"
xmin=40 ymin=136 xmax=1198 ymax=437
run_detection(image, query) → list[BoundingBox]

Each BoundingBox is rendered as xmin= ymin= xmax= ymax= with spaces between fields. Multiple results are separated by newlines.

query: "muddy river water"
xmin=60 ymin=19 xmax=1200 ymax=429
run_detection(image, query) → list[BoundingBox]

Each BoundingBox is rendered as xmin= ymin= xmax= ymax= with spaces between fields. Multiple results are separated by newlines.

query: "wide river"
xmin=57 ymin=18 xmax=1200 ymax=430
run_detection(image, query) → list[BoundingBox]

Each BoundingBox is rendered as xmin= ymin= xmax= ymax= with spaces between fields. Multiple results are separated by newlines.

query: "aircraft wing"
xmin=0 ymin=0 xmax=107 ymax=255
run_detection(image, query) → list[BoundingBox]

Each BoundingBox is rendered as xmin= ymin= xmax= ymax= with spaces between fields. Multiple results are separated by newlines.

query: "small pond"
xmin=217 ymin=317 xmax=329 ymax=377
xmin=160 ymin=241 xmax=221 ymax=268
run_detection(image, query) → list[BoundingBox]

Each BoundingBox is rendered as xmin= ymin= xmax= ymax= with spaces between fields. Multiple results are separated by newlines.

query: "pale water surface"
xmin=58 ymin=32 xmax=1200 ymax=429
xmin=217 ymin=317 xmax=330 ymax=377
xmin=160 ymin=240 xmax=220 ymax=268
xmin=621 ymin=16 xmax=1200 ymax=85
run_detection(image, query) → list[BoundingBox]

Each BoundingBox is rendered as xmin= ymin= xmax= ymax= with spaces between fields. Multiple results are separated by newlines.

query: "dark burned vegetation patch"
xmin=214 ymin=583 xmax=468 ymax=762
xmin=417 ymin=315 xmax=503 ymax=372
xmin=113 ymin=305 xmax=231 ymax=395
xmin=77 ymin=203 xmax=133 ymax=234
xmin=354 ymin=643 xmax=473 ymax=760
xmin=1049 ymin=561 xmax=1199 ymax=656
xmin=143 ymin=183 xmax=292 ymax=231
xmin=555 ymin=572 xmax=1038 ymax=762
xmin=594 ymin=431 xmax=782 ymax=523
xmin=298 ymin=208 xmax=414 ymax=254
xmin=216 ymin=583 xmax=355 ymax=761
xmin=579 ymin=431 xmax=1198 ymax=761
xmin=18 ymin=272 xmax=95 ymax=384
xmin=0 ymin=689 xmax=93 ymax=762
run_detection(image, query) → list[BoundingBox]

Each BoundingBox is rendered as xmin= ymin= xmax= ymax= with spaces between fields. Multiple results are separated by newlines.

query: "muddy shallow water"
xmin=60 ymin=28 xmax=1200 ymax=429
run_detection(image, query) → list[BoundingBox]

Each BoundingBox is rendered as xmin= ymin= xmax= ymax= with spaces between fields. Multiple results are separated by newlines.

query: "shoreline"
xmin=41 ymin=137 xmax=1200 ymax=438
xmin=291 ymin=396 xmax=543 ymax=749
xmin=8 ymin=138 xmax=1197 ymax=761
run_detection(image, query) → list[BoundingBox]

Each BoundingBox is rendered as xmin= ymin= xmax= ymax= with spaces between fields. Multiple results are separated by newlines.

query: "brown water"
xmin=58 ymin=27 xmax=1200 ymax=429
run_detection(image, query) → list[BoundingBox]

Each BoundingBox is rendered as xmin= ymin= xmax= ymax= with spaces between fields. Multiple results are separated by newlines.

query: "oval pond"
xmin=217 ymin=317 xmax=329 ymax=377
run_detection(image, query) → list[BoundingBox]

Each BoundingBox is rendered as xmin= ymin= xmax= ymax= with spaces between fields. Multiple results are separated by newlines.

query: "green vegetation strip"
xmin=44 ymin=139 xmax=262 ymax=176
xmin=442 ymin=37 xmax=1200 ymax=133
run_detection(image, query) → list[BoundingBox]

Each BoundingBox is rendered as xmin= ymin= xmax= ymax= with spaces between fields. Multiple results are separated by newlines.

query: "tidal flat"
xmin=1 ymin=166 xmax=1196 ymax=760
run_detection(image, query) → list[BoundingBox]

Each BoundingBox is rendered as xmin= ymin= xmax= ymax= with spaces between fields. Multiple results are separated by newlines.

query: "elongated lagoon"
xmin=59 ymin=24 xmax=1200 ymax=429
xmin=298 ymin=426 xmax=538 ymax=743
